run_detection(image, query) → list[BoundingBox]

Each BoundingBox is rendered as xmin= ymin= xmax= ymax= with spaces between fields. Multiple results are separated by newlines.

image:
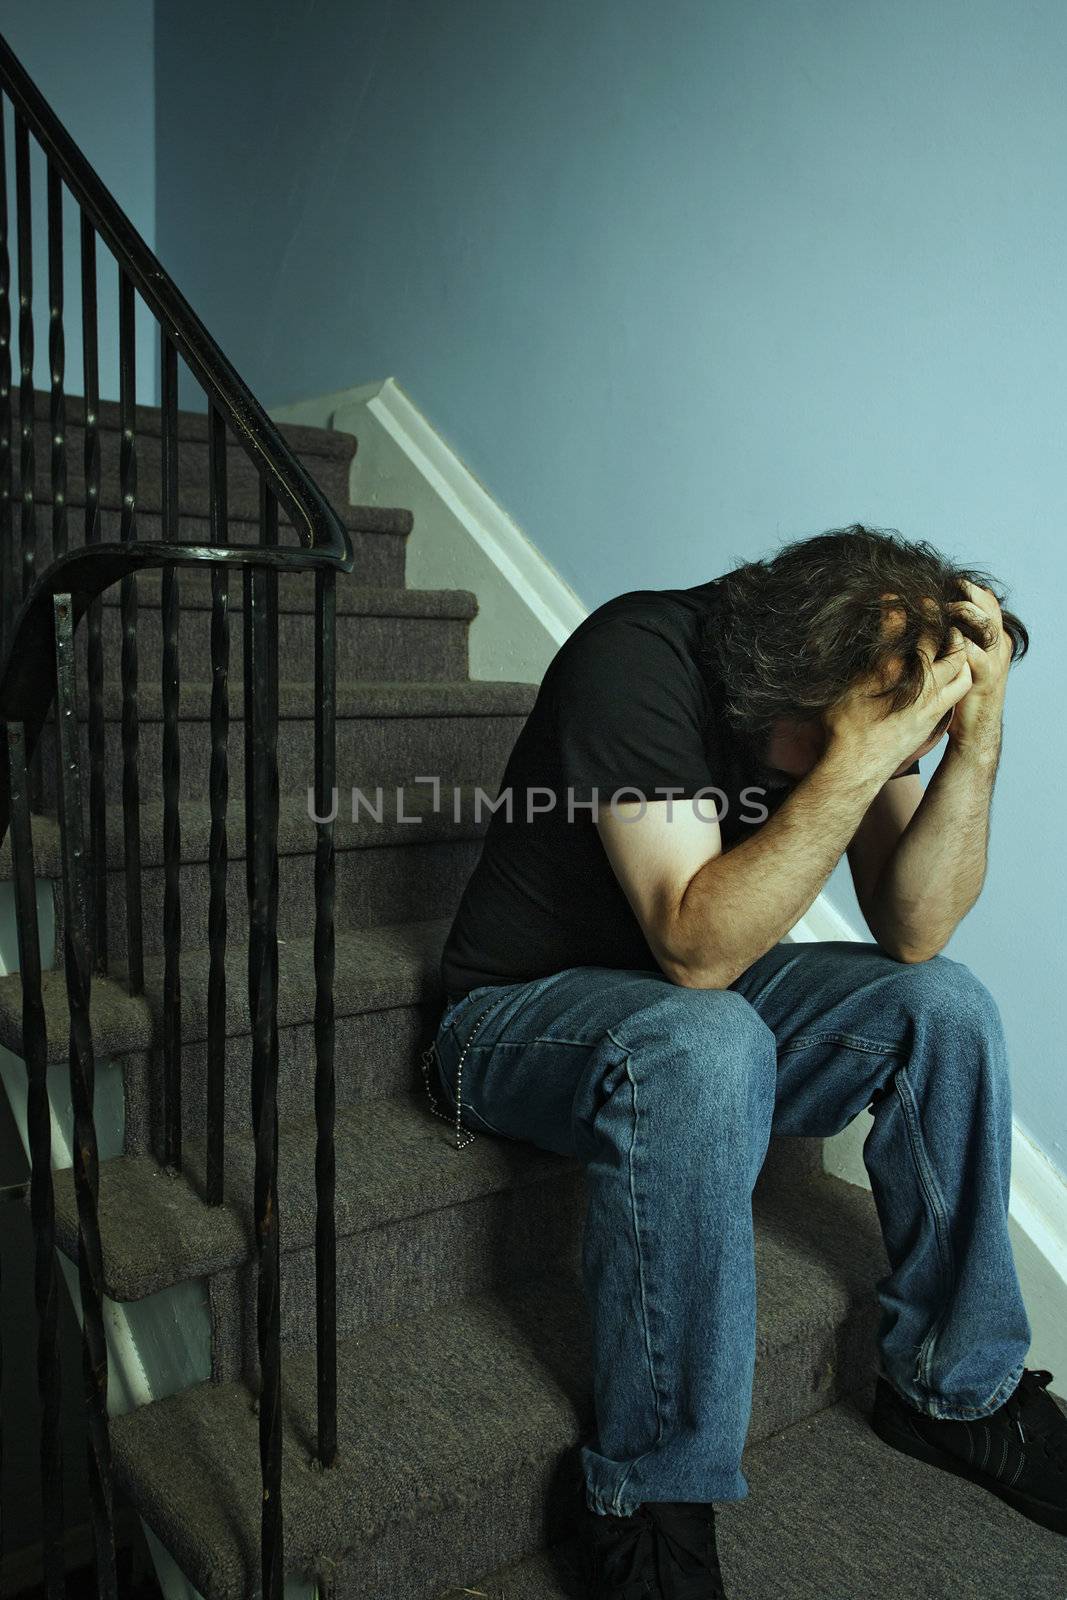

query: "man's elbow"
xmin=658 ymin=942 xmax=741 ymax=990
xmin=876 ymin=936 xmax=946 ymax=965
xmin=651 ymin=884 xmax=741 ymax=989
xmin=861 ymin=898 xmax=947 ymax=965
xmin=665 ymin=965 xmax=737 ymax=990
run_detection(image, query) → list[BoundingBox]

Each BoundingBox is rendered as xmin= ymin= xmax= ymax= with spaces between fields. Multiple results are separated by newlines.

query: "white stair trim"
xmin=271 ymin=377 xmax=583 ymax=684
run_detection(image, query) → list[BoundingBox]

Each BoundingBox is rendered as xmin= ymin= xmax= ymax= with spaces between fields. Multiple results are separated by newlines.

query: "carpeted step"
xmin=49 ymin=1133 xmax=875 ymax=1392
xmin=54 ymin=1090 xmax=587 ymax=1380
xmin=101 ymin=569 xmax=431 ymax=617
xmin=0 ymin=914 xmax=450 ymax=1065
xmin=0 ymin=916 xmax=453 ymax=1150
xmin=12 ymin=387 xmax=358 ymax=457
xmin=19 ymin=500 xmax=412 ymax=587
xmin=107 ymin=1174 xmax=897 ymax=1600
xmin=74 ymin=581 xmax=477 ymax=686
xmin=452 ymin=1374 xmax=1067 ymax=1600
xmin=10 ymin=394 xmax=358 ymax=528
xmin=34 ymin=677 xmax=538 ymax=805
xmin=8 ymin=784 xmax=491 ymax=964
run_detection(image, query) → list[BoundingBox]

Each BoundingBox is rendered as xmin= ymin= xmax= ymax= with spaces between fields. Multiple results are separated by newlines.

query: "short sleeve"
xmin=892 ymin=761 xmax=921 ymax=777
xmin=552 ymin=619 xmax=717 ymax=804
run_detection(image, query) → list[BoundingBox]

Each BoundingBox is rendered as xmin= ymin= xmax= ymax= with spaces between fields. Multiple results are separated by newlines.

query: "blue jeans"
xmin=428 ymin=939 xmax=1031 ymax=1516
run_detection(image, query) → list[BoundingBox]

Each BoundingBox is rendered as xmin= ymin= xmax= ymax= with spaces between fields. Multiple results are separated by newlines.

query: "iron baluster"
xmin=4 ymin=719 xmax=66 ymax=1600
xmin=81 ymin=216 xmax=106 ymax=971
xmin=117 ymin=266 xmax=143 ymax=992
xmin=206 ymin=402 xmax=229 ymax=1206
xmin=245 ymin=546 xmax=283 ymax=1600
xmin=14 ymin=112 xmax=44 ymax=811
xmin=314 ymin=564 xmax=338 ymax=1468
xmin=160 ymin=331 xmax=181 ymax=1170
xmin=14 ymin=111 xmax=33 ymax=603
xmin=80 ymin=216 xmax=100 ymax=548
xmin=52 ymin=593 xmax=117 ymax=1598
xmin=0 ymin=99 xmax=12 ymax=658
xmin=47 ymin=159 xmax=66 ymax=561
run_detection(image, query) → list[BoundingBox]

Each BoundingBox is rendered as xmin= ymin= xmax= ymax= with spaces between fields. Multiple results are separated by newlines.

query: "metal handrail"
xmin=0 ymin=29 xmax=351 ymax=566
xmin=0 ymin=537 xmax=336 ymax=826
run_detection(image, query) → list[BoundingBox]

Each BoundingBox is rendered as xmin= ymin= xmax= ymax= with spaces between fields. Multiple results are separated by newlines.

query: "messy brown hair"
xmin=700 ymin=524 xmax=1029 ymax=738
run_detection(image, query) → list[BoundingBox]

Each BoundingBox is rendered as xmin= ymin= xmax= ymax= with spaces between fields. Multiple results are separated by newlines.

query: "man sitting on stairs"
xmin=426 ymin=522 xmax=1065 ymax=1598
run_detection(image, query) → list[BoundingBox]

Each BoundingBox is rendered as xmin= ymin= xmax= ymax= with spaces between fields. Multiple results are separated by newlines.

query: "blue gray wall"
xmin=154 ymin=0 xmax=1066 ymax=1184
xmin=2 ymin=2 xmax=157 ymax=399
xmin=155 ymin=0 xmax=1067 ymax=1185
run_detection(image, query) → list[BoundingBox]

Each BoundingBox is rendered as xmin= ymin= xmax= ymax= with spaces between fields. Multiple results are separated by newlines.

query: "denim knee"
xmin=890 ymin=953 xmax=1003 ymax=1037
xmin=610 ymin=985 xmax=777 ymax=1104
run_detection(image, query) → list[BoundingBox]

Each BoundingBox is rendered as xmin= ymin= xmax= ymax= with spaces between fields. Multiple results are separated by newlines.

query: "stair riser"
xmin=16 ymin=505 xmax=408 ymax=585
xmin=74 ymin=604 xmax=470 ymax=685
xmin=38 ymin=714 xmax=526 ymax=805
xmin=120 ymin=1002 xmax=442 ymax=1156
xmin=212 ymin=1175 xmax=589 ymax=1383
xmin=88 ymin=836 xmax=482 ymax=963
xmin=11 ymin=423 xmax=354 ymax=523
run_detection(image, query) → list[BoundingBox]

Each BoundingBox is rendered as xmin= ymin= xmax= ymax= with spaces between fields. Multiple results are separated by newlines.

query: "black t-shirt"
xmin=440 ymin=578 xmax=918 ymax=998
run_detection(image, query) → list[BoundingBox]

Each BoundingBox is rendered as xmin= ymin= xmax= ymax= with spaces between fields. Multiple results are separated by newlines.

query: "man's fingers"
xmin=959 ymin=577 xmax=1001 ymax=616
xmin=929 ymin=630 xmax=974 ymax=703
xmin=931 ymin=627 xmax=968 ymax=676
xmin=948 ymin=597 xmax=1000 ymax=650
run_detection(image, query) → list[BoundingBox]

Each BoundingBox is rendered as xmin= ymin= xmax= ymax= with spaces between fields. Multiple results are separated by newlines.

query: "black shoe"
xmin=870 ymin=1367 xmax=1067 ymax=1535
xmin=577 ymin=1492 xmax=727 ymax=1598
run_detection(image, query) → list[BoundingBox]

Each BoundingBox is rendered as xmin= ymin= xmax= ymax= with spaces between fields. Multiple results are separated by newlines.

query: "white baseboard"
xmin=272 ymin=376 xmax=1067 ymax=1382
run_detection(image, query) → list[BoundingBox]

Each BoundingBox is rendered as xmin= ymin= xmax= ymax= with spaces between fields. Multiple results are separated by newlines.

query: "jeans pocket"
xmin=440 ymin=984 xmax=498 ymax=1035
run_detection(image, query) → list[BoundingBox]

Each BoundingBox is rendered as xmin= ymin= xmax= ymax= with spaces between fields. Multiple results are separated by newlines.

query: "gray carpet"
xmin=455 ymin=1376 xmax=1067 ymax=1600
xmin=104 ymin=1170 xmax=898 ymax=1598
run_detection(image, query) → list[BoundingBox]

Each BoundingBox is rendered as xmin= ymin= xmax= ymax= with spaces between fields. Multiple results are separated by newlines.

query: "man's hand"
xmin=944 ymin=579 xmax=1012 ymax=760
xmin=822 ymin=627 xmax=973 ymax=785
xmin=844 ymin=578 xmax=1013 ymax=963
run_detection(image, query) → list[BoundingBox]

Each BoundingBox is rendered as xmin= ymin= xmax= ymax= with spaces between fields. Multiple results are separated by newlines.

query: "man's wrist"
xmin=817 ymin=733 xmax=897 ymax=795
xmin=944 ymin=730 xmax=1001 ymax=773
xmin=945 ymin=702 xmax=1003 ymax=769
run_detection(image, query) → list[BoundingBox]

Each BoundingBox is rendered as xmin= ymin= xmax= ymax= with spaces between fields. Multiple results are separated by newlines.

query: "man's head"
xmin=700 ymin=524 xmax=1029 ymax=752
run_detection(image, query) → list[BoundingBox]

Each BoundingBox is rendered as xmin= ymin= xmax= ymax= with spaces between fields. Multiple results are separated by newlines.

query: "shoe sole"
xmin=870 ymin=1401 xmax=1067 ymax=1537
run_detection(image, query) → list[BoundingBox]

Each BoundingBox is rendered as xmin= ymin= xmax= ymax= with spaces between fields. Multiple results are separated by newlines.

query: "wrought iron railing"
xmin=0 ymin=33 xmax=349 ymax=1599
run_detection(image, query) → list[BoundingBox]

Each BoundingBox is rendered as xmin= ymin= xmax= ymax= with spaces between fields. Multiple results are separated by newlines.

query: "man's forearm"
xmin=665 ymin=751 xmax=886 ymax=988
xmin=865 ymin=735 xmax=1000 ymax=962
